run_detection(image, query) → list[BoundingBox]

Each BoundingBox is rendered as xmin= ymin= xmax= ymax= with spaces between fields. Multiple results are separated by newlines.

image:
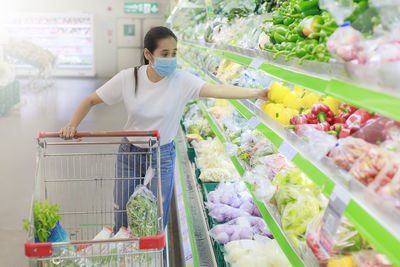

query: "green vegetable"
xmin=23 ymin=200 xmax=62 ymax=242
xmin=126 ymin=187 xmax=157 ymax=237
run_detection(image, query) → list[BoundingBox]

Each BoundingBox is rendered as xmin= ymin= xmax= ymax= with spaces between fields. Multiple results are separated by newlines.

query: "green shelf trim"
xmin=292 ymin=154 xmax=335 ymax=197
xmin=255 ymin=123 xmax=283 ymax=148
xmin=245 ymin=182 xmax=305 ymax=267
xmin=344 ymin=201 xmax=400 ymax=267
xmin=230 ymin=155 xmax=245 ymax=176
xmin=228 ymin=99 xmax=253 ymax=120
xmin=222 ymin=52 xmax=253 ymax=67
xmin=326 ymin=79 xmax=400 ymax=122
xmin=258 ymin=63 xmax=327 ymax=95
xmin=175 ymin=139 xmax=200 ymax=267
xmin=180 ymin=42 xmax=400 ymax=120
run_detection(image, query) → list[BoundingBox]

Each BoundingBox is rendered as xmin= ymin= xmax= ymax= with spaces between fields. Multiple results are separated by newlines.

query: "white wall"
xmin=2 ymin=0 xmax=169 ymax=77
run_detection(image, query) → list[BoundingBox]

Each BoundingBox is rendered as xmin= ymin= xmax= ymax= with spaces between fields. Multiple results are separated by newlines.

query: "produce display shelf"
xmin=180 ymin=40 xmax=400 ymax=122
xmin=188 ymin=98 xmax=306 ymax=266
xmin=179 ymin=53 xmax=400 ymax=266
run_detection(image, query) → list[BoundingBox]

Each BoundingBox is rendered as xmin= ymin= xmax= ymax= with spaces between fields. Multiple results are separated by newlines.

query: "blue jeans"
xmin=114 ymin=138 xmax=176 ymax=233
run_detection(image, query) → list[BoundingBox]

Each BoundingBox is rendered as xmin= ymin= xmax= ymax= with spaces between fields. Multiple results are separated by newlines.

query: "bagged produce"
xmin=349 ymin=146 xmax=390 ymax=186
xmin=352 ymin=249 xmax=394 ymax=267
xmin=206 ymin=203 xmax=252 ymax=223
xmin=367 ymin=155 xmax=400 ymax=210
xmin=327 ymin=137 xmax=373 ymax=171
xmin=126 ymin=168 xmax=157 ymax=237
xmin=243 ymin=165 xmax=276 ymax=203
xmin=306 ymin=212 xmax=368 ymax=264
xmin=352 ymin=117 xmax=400 ymax=144
xmin=224 ymin=235 xmax=291 ymax=267
xmin=256 ymin=153 xmax=295 ymax=176
xmin=209 ymin=216 xmax=272 ymax=244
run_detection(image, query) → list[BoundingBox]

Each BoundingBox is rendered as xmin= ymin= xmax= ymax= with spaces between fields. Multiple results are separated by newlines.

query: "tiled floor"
xmin=0 ymin=78 xmax=127 ymax=266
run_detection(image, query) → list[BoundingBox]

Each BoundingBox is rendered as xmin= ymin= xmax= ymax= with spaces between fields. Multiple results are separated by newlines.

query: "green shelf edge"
xmin=326 ymin=79 xmax=400 ymax=122
xmin=245 ymin=182 xmax=305 ymax=267
xmin=344 ymin=201 xmax=400 ymax=267
xmin=175 ymin=139 xmax=200 ymax=267
xmin=181 ymin=54 xmax=400 ymax=267
xmin=180 ymin=42 xmax=400 ymax=122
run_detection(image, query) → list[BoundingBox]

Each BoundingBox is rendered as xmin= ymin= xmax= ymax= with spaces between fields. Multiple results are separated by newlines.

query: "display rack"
xmin=178 ymin=52 xmax=400 ymax=267
xmin=2 ymin=13 xmax=95 ymax=77
xmin=180 ymin=40 xmax=400 ymax=122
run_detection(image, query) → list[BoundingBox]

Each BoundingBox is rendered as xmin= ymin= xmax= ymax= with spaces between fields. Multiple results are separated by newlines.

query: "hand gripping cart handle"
xmin=25 ymin=131 xmax=165 ymax=266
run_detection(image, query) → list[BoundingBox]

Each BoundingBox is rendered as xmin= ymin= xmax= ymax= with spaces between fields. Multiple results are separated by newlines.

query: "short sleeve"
xmin=178 ymin=70 xmax=206 ymax=102
xmin=96 ymin=71 xmax=125 ymax=105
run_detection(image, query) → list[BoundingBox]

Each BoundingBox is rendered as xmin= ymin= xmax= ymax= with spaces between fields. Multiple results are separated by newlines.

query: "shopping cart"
xmin=24 ymin=131 xmax=165 ymax=267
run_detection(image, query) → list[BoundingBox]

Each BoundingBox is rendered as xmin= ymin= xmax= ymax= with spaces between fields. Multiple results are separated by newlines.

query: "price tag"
xmin=254 ymin=99 xmax=265 ymax=108
xmin=248 ymin=116 xmax=260 ymax=129
xmin=278 ymin=141 xmax=297 ymax=161
xmin=249 ymin=58 xmax=263 ymax=70
xmin=319 ymin=185 xmax=350 ymax=254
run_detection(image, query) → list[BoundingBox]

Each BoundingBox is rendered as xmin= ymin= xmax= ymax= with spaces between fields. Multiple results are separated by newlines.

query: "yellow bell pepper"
xmin=268 ymin=82 xmax=290 ymax=103
xmin=264 ymin=103 xmax=283 ymax=119
xmin=282 ymin=92 xmax=298 ymax=107
xmin=327 ymin=256 xmax=357 ymax=267
xmin=300 ymin=92 xmax=320 ymax=108
xmin=293 ymin=85 xmax=305 ymax=96
xmin=322 ymin=96 xmax=341 ymax=115
xmin=214 ymin=99 xmax=230 ymax=107
xmin=276 ymin=109 xmax=293 ymax=125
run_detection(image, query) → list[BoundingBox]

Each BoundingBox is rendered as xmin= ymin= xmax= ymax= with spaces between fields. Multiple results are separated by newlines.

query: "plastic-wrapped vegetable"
xmin=256 ymin=153 xmax=295 ymax=177
xmin=243 ymin=165 xmax=275 ymax=203
xmin=327 ymin=137 xmax=373 ymax=171
xmin=206 ymin=203 xmax=252 ymax=223
xmin=126 ymin=168 xmax=157 ymax=237
xmin=306 ymin=212 xmax=368 ymax=264
xmin=209 ymin=216 xmax=272 ymax=244
xmin=224 ymin=235 xmax=291 ymax=267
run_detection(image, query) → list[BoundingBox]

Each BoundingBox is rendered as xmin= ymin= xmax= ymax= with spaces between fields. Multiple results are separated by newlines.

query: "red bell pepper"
xmin=339 ymin=126 xmax=351 ymax=138
xmin=340 ymin=103 xmax=358 ymax=115
xmin=290 ymin=114 xmax=309 ymax=125
xmin=345 ymin=109 xmax=375 ymax=133
xmin=327 ymin=123 xmax=344 ymax=137
xmin=289 ymin=122 xmax=330 ymax=134
xmin=308 ymin=103 xmax=335 ymax=124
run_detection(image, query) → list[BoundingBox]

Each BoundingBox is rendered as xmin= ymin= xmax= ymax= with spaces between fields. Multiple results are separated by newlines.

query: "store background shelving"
xmin=2 ymin=14 xmax=95 ymax=76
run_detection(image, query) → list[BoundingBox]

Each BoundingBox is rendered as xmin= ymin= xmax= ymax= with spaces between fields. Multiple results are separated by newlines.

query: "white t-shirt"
xmin=96 ymin=65 xmax=206 ymax=145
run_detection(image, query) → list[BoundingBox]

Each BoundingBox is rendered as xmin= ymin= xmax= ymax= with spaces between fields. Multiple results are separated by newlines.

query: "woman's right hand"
xmin=59 ymin=124 xmax=77 ymax=139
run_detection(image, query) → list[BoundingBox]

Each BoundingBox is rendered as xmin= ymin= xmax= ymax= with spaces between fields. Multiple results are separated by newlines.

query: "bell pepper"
xmin=321 ymin=96 xmax=341 ymax=115
xmin=276 ymin=109 xmax=294 ymax=125
xmin=290 ymin=114 xmax=309 ymax=125
xmin=283 ymin=91 xmax=298 ymax=107
xmin=264 ymin=11 xmax=286 ymax=25
xmin=345 ymin=109 xmax=374 ymax=133
xmin=308 ymin=103 xmax=335 ymax=124
xmin=268 ymin=82 xmax=291 ymax=103
xmin=299 ymin=92 xmax=319 ymax=108
xmin=339 ymin=126 xmax=352 ymax=138
xmin=345 ymin=0 xmax=369 ymax=23
xmin=340 ymin=103 xmax=358 ymax=115
xmin=290 ymin=122 xmax=330 ymax=134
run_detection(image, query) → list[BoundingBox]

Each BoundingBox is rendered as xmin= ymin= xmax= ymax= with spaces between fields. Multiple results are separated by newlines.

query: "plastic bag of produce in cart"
xmin=224 ymin=235 xmax=291 ymax=267
xmin=209 ymin=216 xmax=272 ymax=245
xmin=367 ymin=155 xmax=400 ymax=211
xmin=327 ymin=137 xmax=373 ymax=171
xmin=126 ymin=168 xmax=157 ymax=237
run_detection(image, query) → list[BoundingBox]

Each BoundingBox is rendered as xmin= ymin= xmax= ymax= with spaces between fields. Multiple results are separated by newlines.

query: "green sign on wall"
xmin=124 ymin=3 xmax=159 ymax=14
xmin=123 ymin=24 xmax=135 ymax=36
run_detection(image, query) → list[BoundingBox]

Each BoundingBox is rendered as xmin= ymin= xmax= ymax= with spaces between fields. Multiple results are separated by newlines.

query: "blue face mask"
xmin=152 ymin=56 xmax=177 ymax=76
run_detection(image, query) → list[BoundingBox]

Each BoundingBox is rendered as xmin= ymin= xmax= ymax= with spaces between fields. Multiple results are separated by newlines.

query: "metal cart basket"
xmin=24 ymin=131 xmax=165 ymax=267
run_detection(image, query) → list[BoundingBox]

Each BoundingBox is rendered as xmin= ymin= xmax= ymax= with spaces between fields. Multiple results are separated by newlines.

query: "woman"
xmin=60 ymin=26 xmax=268 ymax=232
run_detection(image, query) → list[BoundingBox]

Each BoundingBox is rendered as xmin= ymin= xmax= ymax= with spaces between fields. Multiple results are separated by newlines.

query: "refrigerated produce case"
xmin=167 ymin=1 xmax=400 ymax=266
xmin=2 ymin=13 xmax=94 ymax=77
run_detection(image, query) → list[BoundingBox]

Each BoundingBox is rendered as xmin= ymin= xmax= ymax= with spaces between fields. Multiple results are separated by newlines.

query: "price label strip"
xmin=319 ymin=186 xmax=350 ymax=256
xmin=278 ymin=141 xmax=297 ymax=161
xmin=248 ymin=116 xmax=260 ymax=129
xmin=249 ymin=58 xmax=263 ymax=70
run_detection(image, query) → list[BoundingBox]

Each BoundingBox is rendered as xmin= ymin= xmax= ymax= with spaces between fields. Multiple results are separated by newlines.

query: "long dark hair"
xmin=134 ymin=26 xmax=178 ymax=93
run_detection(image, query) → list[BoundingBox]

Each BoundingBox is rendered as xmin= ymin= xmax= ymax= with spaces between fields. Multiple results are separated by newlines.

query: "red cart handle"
xmin=37 ymin=130 xmax=160 ymax=140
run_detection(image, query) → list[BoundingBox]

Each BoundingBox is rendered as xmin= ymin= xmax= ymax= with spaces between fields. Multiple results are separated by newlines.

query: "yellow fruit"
xmin=282 ymin=92 xmax=298 ymax=107
xmin=260 ymin=102 xmax=268 ymax=111
xmin=294 ymin=85 xmax=305 ymax=96
xmin=268 ymin=82 xmax=290 ymax=103
xmin=322 ymin=96 xmax=341 ymax=115
xmin=327 ymin=256 xmax=357 ymax=267
xmin=214 ymin=99 xmax=230 ymax=107
xmin=276 ymin=109 xmax=293 ymax=125
xmin=300 ymin=92 xmax=320 ymax=108
xmin=264 ymin=103 xmax=284 ymax=119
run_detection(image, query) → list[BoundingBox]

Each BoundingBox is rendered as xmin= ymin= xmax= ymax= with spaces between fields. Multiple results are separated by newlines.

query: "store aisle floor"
xmin=0 ymin=78 xmax=127 ymax=266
